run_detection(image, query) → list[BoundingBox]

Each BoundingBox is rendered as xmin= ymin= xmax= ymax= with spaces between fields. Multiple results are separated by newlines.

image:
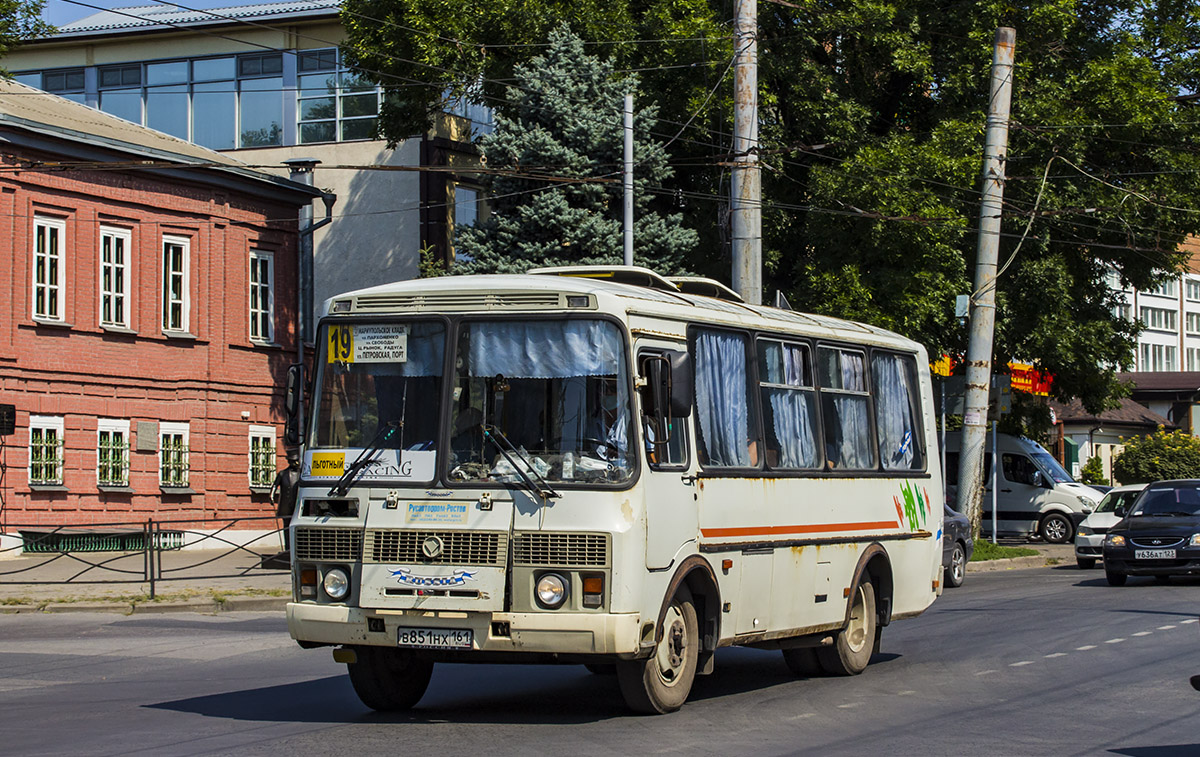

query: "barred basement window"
xmin=29 ymin=416 xmax=64 ymax=485
xmin=97 ymin=419 xmax=130 ymax=486
xmin=159 ymin=422 xmax=190 ymax=487
xmin=249 ymin=426 xmax=275 ymax=488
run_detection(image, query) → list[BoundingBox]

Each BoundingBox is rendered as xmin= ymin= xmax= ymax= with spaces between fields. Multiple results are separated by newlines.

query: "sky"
xmin=43 ymin=0 xmax=236 ymax=28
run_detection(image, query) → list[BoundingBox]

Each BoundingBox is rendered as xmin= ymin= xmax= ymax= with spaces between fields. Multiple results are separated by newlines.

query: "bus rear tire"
xmin=782 ymin=646 xmax=823 ymax=677
xmin=616 ymin=586 xmax=699 ymax=714
xmin=816 ymin=579 xmax=876 ymax=676
xmin=346 ymin=646 xmax=434 ymax=712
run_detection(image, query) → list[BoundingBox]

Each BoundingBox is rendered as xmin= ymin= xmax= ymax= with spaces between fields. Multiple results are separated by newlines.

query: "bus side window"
xmin=816 ymin=346 xmax=875 ymax=470
xmin=691 ymin=329 xmax=761 ymax=469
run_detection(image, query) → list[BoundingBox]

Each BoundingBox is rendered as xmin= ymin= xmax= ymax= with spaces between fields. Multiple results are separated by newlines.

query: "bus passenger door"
xmin=638 ymin=348 xmax=698 ymax=570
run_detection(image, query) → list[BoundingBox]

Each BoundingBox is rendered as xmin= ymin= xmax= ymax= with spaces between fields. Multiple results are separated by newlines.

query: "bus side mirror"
xmin=284 ymin=363 xmax=304 ymax=446
xmin=664 ymin=350 xmax=693 ymax=418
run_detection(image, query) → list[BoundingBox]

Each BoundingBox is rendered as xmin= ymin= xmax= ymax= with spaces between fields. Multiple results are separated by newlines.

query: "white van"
xmin=943 ymin=431 xmax=1103 ymax=543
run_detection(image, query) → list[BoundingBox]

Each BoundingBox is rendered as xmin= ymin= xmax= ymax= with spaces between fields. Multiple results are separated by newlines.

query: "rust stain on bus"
xmin=700 ymin=521 xmax=900 ymax=539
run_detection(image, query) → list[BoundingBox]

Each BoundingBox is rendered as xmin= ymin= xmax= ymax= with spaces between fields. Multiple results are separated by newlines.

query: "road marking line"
xmin=786 ymin=713 xmax=815 ymax=721
xmin=1044 ymin=652 xmax=1067 ymax=658
xmin=1010 ymin=661 xmax=1034 ymax=667
xmin=1184 ymin=619 xmax=1198 ymax=625
xmin=897 ymin=690 xmax=916 ymax=695
xmin=1133 ymin=631 xmax=1152 ymax=637
xmin=975 ymin=670 xmax=997 ymax=676
xmin=1076 ymin=645 xmax=1097 ymax=651
xmin=837 ymin=703 xmax=861 ymax=709
xmin=1158 ymin=625 xmax=1177 ymax=630
xmin=1106 ymin=638 xmax=1125 ymax=644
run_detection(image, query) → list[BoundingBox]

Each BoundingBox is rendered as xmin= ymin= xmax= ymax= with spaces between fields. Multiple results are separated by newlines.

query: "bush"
xmin=1078 ymin=455 xmax=1109 ymax=486
xmin=1112 ymin=428 xmax=1200 ymax=484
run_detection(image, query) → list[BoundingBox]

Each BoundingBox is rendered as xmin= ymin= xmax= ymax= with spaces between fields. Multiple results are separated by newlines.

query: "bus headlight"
xmin=536 ymin=573 xmax=568 ymax=609
xmin=323 ymin=568 xmax=350 ymax=600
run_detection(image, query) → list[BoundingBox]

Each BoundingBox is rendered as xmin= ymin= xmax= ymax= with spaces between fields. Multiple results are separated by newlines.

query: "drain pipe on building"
xmin=284 ymin=158 xmax=336 ymax=440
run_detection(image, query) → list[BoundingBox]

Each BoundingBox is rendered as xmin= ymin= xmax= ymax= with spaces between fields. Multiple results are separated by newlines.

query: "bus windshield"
xmin=309 ymin=321 xmax=446 ymax=460
xmin=1031 ymin=450 xmax=1074 ymax=484
xmin=447 ymin=319 xmax=635 ymax=486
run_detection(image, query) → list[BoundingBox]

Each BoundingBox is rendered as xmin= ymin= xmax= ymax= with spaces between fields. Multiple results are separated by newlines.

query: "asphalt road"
xmin=2 ymin=565 xmax=1199 ymax=756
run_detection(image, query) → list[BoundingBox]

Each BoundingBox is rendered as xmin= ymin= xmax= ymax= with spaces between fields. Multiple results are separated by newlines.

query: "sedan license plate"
xmin=397 ymin=627 xmax=473 ymax=650
xmin=1134 ymin=549 xmax=1176 ymax=560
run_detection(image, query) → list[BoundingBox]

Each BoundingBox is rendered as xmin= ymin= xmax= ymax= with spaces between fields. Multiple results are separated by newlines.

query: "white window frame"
xmin=99 ymin=226 xmax=132 ymax=329
xmin=248 ymin=424 xmax=276 ymax=488
xmin=159 ymin=421 xmax=190 ymax=487
xmin=96 ymin=418 xmax=131 ymax=487
xmin=249 ymin=250 xmax=274 ymax=343
xmin=162 ymin=235 xmax=191 ymax=333
xmin=1140 ymin=306 xmax=1177 ymax=332
xmin=29 ymin=415 xmax=65 ymax=485
xmin=32 ymin=216 xmax=66 ymax=322
xmin=1187 ymin=312 xmax=1200 ymax=336
xmin=1188 ymin=347 xmax=1200 ymax=372
xmin=1187 ymin=279 xmax=1200 ymax=302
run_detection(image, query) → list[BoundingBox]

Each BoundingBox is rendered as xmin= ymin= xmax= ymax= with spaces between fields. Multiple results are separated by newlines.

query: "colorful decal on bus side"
xmin=894 ymin=481 xmax=932 ymax=532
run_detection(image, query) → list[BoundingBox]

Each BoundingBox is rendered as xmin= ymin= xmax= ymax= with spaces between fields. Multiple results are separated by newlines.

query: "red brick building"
xmin=0 ymin=79 xmax=326 ymax=548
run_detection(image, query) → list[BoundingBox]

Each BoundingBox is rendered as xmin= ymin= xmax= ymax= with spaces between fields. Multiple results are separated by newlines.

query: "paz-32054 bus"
xmin=284 ymin=266 xmax=943 ymax=714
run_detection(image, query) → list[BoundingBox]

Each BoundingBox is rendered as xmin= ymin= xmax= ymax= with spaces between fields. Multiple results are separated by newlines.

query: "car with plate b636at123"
xmin=1101 ymin=479 xmax=1200 ymax=586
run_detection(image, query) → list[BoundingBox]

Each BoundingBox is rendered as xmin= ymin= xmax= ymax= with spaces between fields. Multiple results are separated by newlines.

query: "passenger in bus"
xmin=586 ymin=379 xmax=628 ymax=460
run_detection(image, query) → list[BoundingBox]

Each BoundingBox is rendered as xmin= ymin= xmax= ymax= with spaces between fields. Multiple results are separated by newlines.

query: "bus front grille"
xmin=365 ymin=530 xmax=507 ymax=566
xmin=513 ymin=532 xmax=610 ymax=567
xmin=294 ymin=527 xmax=363 ymax=562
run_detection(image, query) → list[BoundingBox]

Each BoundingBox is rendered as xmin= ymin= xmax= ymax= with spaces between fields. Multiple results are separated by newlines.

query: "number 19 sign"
xmin=327 ymin=324 xmax=408 ymax=364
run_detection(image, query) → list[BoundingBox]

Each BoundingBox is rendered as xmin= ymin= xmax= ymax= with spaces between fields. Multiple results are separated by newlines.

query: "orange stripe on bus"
xmin=699 ymin=521 xmax=900 ymax=539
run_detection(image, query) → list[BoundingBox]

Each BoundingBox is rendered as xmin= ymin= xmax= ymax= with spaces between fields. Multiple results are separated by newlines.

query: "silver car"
xmin=1074 ymin=484 xmax=1146 ymax=569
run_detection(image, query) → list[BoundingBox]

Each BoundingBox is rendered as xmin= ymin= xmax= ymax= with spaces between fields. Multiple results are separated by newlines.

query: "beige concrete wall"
xmin=231 ymin=139 xmax=423 ymax=316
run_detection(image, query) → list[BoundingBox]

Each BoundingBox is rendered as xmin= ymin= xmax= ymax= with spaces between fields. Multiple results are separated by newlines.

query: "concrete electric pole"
xmin=956 ymin=27 xmax=1016 ymax=536
xmin=731 ymin=0 xmax=761 ymax=304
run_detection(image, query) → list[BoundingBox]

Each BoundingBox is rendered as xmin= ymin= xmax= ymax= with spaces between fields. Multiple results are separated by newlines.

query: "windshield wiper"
xmin=481 ymin=424 xmax=560 ymax=500
xmin=329 ymin=420 xmax=402 ymax=497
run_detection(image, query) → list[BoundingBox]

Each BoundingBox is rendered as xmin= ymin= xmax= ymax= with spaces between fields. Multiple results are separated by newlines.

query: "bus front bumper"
xmin=287 ymin=602 xmax=643 ymax=656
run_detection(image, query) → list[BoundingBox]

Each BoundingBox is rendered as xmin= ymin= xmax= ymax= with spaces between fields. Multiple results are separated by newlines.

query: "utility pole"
xmin=731 ymin=0 xmax=761 ymax=304
xmin=956 ymin=27 xmax=1016 ymax=536
xmin=624 ymin=93 xmax=634 ymax=267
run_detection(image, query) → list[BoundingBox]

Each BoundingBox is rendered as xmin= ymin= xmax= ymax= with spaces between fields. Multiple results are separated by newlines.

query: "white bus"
xmin=284 ymin=266 xmax=944 ymax=714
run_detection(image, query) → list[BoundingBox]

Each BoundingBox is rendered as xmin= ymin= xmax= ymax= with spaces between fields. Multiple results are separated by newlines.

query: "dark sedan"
xmin=943 ymin=504 xmax=974 ymax=588
xmin=1102 ymin=479 xmax=1200 ymax=586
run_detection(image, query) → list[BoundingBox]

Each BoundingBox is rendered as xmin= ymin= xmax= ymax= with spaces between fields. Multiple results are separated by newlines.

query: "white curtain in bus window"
xmin=758 ymin=340 xmax=819 ymax=468
xmin=817 ymin=347 xmax=874 ymax=470
xmin=871 ymin=352 xmax=923 ymax=470
xmin=695 ymin=330 xmax=752 ymax=467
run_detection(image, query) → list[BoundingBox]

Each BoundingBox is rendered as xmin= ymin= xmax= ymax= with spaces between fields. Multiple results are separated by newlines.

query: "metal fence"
xmin=0 ymin=515 xmax=287 ymax=599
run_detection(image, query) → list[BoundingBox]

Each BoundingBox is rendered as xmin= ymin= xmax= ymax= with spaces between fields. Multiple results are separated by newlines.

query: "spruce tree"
xmin=454 ymin=26 xmax=696 ymax=275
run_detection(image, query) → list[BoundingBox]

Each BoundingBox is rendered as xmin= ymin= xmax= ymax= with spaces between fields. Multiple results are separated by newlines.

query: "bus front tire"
xmin=1039 ymin=512 xmax=1073 ymax=544
xmin=616 ymin=586 xmax=699 ymax=714
xmin=816 ymin=579 xmax=877 ymax=676
xmin=345 ymin=646 xmax=434 ymax=712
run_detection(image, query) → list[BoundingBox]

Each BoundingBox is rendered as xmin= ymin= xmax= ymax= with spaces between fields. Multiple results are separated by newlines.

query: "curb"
xmin=969 ymin=555 xmax=1054 ymax=572
xmin=1 ymin=595 xmax=289 ymax=615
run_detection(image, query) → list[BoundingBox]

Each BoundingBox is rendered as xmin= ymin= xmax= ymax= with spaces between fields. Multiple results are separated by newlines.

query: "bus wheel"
xmin=616 ymin=586 xmax=699 ymax=714
xmin=346 ymin=646 xmax=434 ymax=712
xmin=781 ymin=646 xmax=822 ymax=677
xmin=817 ymin=579 xmax=876 ymax=676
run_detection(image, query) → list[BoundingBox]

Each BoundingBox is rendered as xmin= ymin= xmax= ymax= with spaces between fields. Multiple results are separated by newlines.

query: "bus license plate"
xmin=397 ymin=627 xmax=472 ymax=649
xmin=1135 ymin=549 xmax=1175 ymax=560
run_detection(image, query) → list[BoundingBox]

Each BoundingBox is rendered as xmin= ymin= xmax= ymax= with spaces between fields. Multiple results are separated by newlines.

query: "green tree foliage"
xmin=1112 ymin=428 xmax=1200 ymax=484
xmin=343 ymin=0 xmax=1200 ymax=412
xmin=1078 ymin=454 xmax=1109 ymax=486
xmin=453 ymin=27 xmax=697 ymax=274
xmin=0 ymin=0 xmax=51 ymax=67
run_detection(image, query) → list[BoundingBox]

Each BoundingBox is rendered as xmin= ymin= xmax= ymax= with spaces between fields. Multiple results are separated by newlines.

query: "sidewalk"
xmin=0 ymin=547 xmax=291 ymax=615
xmin=968 ymin=539 xmax=1076 ymax=573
